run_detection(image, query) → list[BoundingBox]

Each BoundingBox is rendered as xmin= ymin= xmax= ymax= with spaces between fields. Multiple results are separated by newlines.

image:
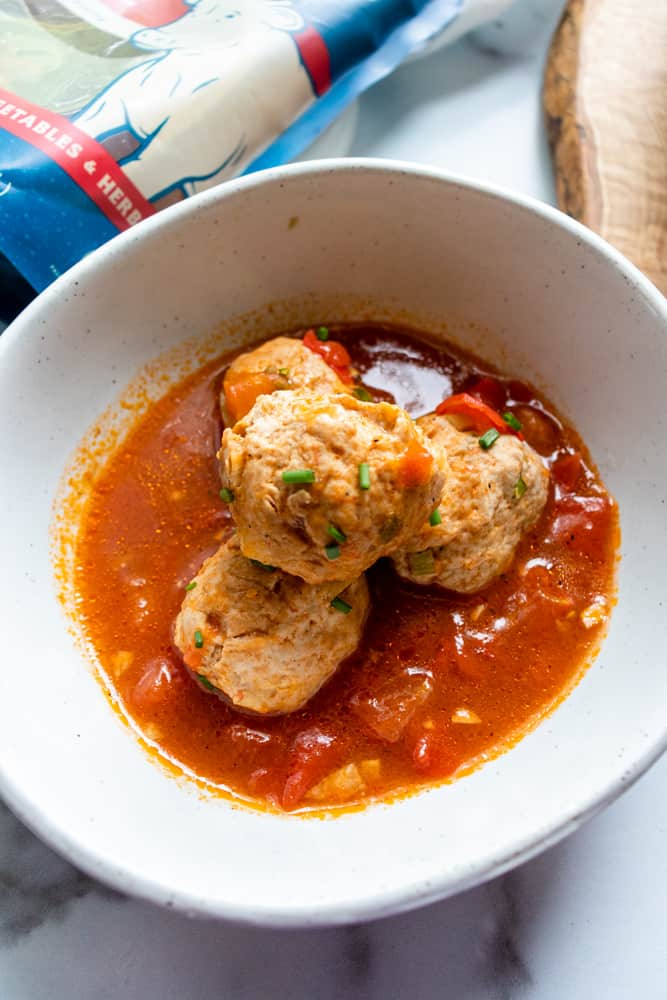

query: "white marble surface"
xmin=4 ymin=1 xmax=667 ymax=996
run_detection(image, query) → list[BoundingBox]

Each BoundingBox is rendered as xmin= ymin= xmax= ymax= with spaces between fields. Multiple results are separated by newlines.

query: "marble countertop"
xmin=4 ymin=1 xmax=667 ymax=996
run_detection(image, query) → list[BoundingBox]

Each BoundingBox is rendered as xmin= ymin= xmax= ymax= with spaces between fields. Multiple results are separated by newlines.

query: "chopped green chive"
xmin=354 ymin=387 xmax=372 ymax=402
xmin=429 ymin=508 xmax=442 ymax=527
xmin=282 ymin=468 xmax=316 ymax=484
xmin=514 ymin=476 xmax=527 ymax=499
xmin=479 ymin=428 xmax=500 ymax=451
xmin=331 ymin=596 xmax=352 ymax=614
xmin=185 ymin=581 xmax=197 ymax=591
xmin=408 ymin=549 xmax=436 ymax=576
xmin=194 ymin=629 xmax=204 ymax=649
xmin=278 ymin=367 xmax=290 ymax=377
xmin=358 ymin=462 xmax=371 ymax=490
xmin=327 ymin=523 xmax=347 ymax=544
xmin=325 ymin=544 xmax=341 ymax=561
xmin=219 ymin=487 xmax=234 ymax=503
xmin=197 ymin=673 xmax=216 ymax=692
xmin=250 ymin=559 xmax=277 ymax=572
xmin=316 ymin=326 xmax=329 ymax=341
xmin=503 ymin=411 xmax=522 ymax=432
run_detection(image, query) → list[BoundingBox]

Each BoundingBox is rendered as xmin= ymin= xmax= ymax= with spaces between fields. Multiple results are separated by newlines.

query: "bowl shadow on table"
xmin=349 ymin=0 xmax=564 ymax=160
xmin=350 ymin=38 xmax=513 ymax=157
xmin=0 ymin=795 xmax=569 ymax=998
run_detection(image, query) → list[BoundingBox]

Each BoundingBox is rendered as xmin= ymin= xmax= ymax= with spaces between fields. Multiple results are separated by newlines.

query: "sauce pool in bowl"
xmin=72 ymin=324 xmax=618 ymax=812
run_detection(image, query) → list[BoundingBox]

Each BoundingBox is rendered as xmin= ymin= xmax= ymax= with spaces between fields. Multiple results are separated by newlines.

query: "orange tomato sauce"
xmin=73 ymin=326 xmax=619 ymax=812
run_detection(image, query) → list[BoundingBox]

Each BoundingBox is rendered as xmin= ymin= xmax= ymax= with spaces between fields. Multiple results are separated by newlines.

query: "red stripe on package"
xmin=97 ymin=0 xmax=189 ymax=27
xmin=294 ymin=27 xmax=332 ymax=96
xmin=0 ymin=88 xmax=156 ymax=232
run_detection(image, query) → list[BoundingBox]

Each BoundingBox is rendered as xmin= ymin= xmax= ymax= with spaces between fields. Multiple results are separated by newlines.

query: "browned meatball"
xmin=220 ymin=336 xmax=349 ymax=425
xmin=218 ymin=389 xmax=447 ymax=583
xmin=174 ymin=535 xmax=369 ymax=715
xmin=392 ymin=414 xmax=549 ymax=592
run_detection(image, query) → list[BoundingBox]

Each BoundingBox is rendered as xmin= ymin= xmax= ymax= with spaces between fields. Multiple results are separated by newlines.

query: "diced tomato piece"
xmin=551 ymin=451 xmax=584 ymax=492
xmin=457 ymin=633 xmax=496 ymax=680
xmin=513 ymin=405 xmax=560 ymax=455
xmin=247 ymin=767 xmax=274 ymax=796
xmin=223 ymin=371 xmax=276 ymax=424
xmin=131 ymin=656 xmax=186 ymax=709
xmin=397 ymin=439 xmax=434 ymax=488
xmin=334 ymin=367 xmax=354 ymax=385
xmin=520 ymin=563 xmax=576 ymax=614
xmin=412 ymin=729 xmax=459 ymax=777
xmin=227 ymin=724 xmax=273 ymax=757
xmin=468 ymin=376 xmax=506 ymax=412
xmin=435 ymin=393 xmax=513 ymax=437
xmin=281 ymin=728 xmax=339 ymax=811
xmin=350 ymin=668 xmax=433 ymax=743
xmin=547 ymin=495 xmax=613 ymax=557
xmin=302 ymin=329 xmax=354 ymax=384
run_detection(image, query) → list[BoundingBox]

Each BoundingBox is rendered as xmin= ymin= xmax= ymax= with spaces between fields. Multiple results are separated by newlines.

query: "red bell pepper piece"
xmin=436 ymin=393 xmax=512 ymax=436
xmin=303 ymin=329 xmax=354 ymax=384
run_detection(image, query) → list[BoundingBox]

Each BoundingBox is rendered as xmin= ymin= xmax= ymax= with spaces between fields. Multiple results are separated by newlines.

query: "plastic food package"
xmin=0 ymin=0 xmax=514 ymax=290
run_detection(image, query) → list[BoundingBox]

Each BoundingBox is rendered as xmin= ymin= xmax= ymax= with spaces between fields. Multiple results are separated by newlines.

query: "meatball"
xmin=174 ymin=534 xmax=369 ymax=715
xmin=218 ymin=389 xmax=447 ymax=583
xmin=392 ymin=414 xmax=549 ymax=593
xmin=220 ymin=336 xmax=349 ymax=425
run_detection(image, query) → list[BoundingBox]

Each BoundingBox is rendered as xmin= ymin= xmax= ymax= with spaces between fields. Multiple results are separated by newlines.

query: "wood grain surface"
xmin=544 ymin=0 xmax=666 ymax=295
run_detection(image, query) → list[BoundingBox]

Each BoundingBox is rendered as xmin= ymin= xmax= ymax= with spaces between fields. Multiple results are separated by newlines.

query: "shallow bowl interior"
xmin=1 ymin=161 xmax=666 ymax=926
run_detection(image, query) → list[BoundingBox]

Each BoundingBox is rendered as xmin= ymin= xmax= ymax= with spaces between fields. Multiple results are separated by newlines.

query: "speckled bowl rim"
xmin=1 ymin=159 xmax=666 ymax=927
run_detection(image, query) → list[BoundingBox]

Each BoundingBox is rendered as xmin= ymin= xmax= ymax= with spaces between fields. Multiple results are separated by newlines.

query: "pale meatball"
xmin=393 ymin=414 xmax=549 ymax=593
xmin=174 ymin=534 xmax=369 ymax=715
xmin=218 ymin=390 xmax=447 ymax=584
xmin=220 ymin=336 xmax=349 ymax=425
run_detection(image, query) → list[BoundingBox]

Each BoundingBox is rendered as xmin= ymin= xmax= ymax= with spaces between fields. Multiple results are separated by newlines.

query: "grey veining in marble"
xmin=9 ymin=748 xmax=667 ymax=1000
xmin=0 ymin=805 xmax=118 ymax=946
xmin=5 ymin=753 xmax=667 ymax=1000
xmin=0 ymin=794 xmax=536 ymax=999
xmin=470 ymin=0 xmax=564 ymax=58
xmin=3 ymin=1 xmax=667 ymax=996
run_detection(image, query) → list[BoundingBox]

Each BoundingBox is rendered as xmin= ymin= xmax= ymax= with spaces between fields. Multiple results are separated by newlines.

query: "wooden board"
xmin=544 ymin=0 xmax=666 ymax=295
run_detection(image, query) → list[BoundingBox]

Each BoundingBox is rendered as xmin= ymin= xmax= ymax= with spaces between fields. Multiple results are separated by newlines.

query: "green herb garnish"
xmin=503 ymin=411 xmax=522 ymax=432
xmin=408 ymin=549 xmax=436 ymax=576
xmin=354 ymin=387 xmax=372 ymax=402
xmin=278 ymin=367 xmax=290 ymax=377
xmin=316 ymin=326 xmax=329 ymax=341
xmin=197 ymin=673 xmax=216 ymax=692
xmin=327 ymin=523 xmax=347 ymax=544
xmin=331 ymin=596 xmax=352 ymax=614
xmin=429 ymin=508 xmax=442 ymax=527
xmin=282 ymin=468 xmax=316 ymax=484
xmin=479 ymin=428 xmax=500 ymax=451
xmin=358 ymin=462 xmax=371 ymax=490
xmin=514 ymin=477 xmax=527 ymax=499
xmin=194 ymin=629 xmax=204 ymax=649
xmin=185 ymin=581 xmax=197 ymax=591
xmin=219 ymin=487 xmax=234 ymax=503
xmin=325 ymin=544 xmax=341 ymax=561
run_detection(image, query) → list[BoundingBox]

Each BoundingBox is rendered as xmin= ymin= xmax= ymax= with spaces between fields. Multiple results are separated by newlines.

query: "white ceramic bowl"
xmin=1 ymin=161 xmax=666 ymax=927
